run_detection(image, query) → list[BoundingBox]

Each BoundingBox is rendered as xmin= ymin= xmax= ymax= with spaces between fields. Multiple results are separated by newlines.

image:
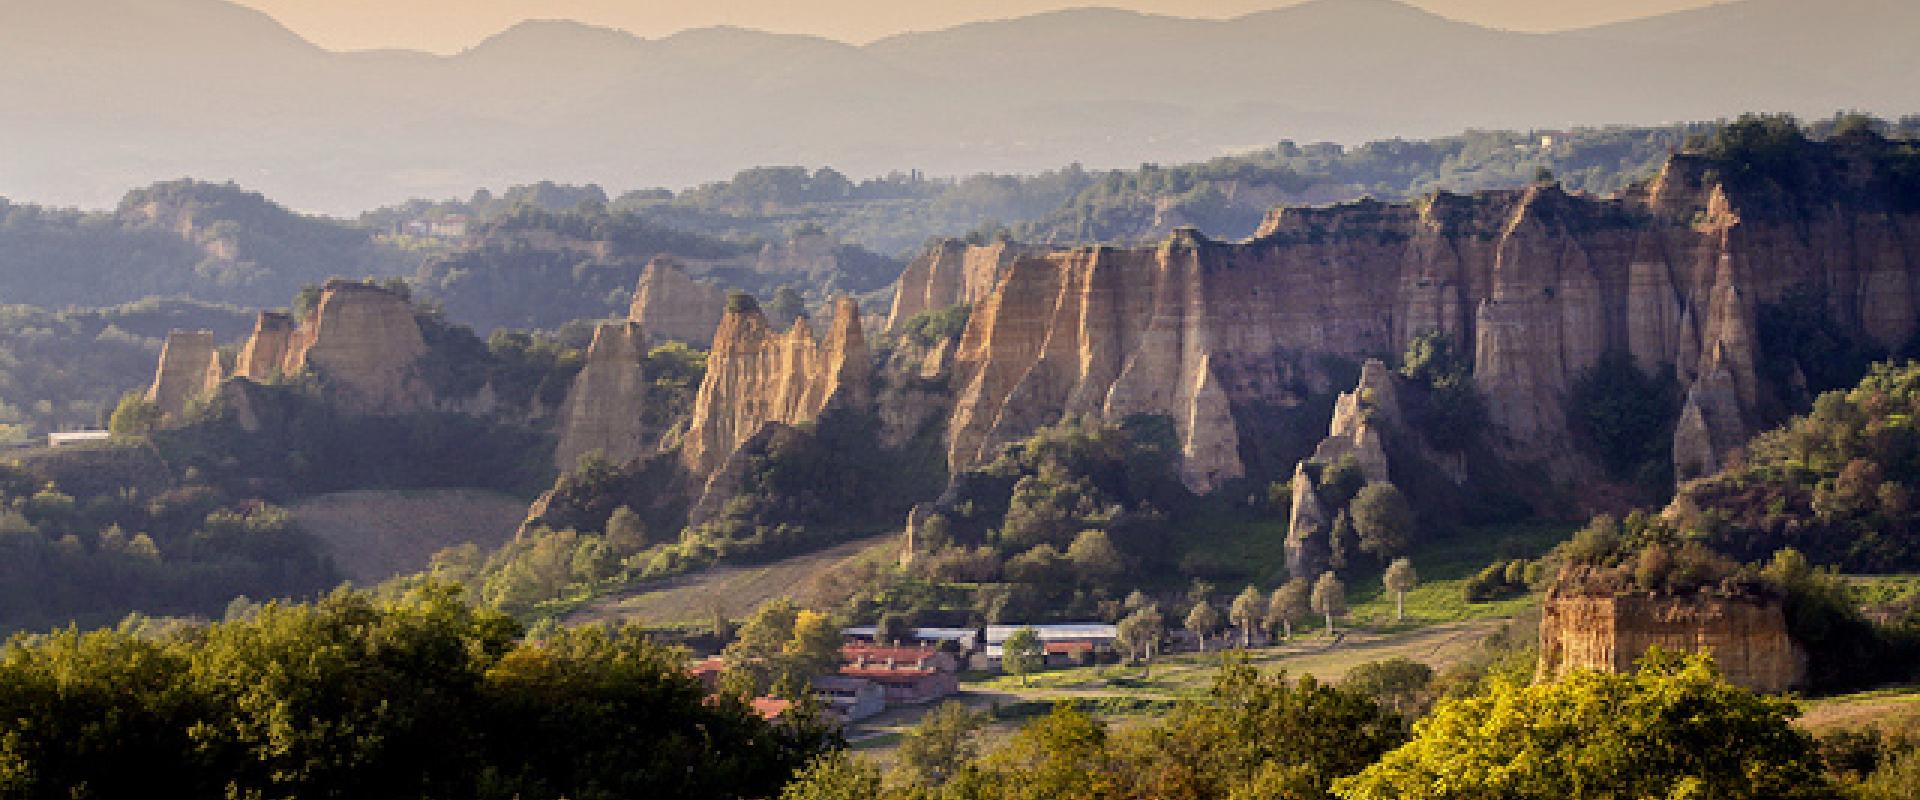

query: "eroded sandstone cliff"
xmin=933 ymin=143 xmax=1920 ymax=492
xmin=681 ymin=296 xmax=872 ymax=478
xmin=1536 ymin=589 xmax=1806 ymax=692
xmin=629 ymin=257 xmax=729 ymax=347
xmin=156 ymin=280 xmax=433 ymax=417
xmin=886 ymin=240 xmax=1049 ymax=332
xmin=553 ymin=321 xmax=658 ymax=470
xmin=146 ymin=330 xmax=223 ymax=421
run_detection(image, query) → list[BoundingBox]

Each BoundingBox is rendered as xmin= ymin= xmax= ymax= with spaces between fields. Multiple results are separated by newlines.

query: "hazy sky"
xmin=230 ymin=0 xmax=1729 ymax=53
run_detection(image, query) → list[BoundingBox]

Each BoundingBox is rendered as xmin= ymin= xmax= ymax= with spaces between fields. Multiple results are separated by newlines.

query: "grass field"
xmin=568 ymin=534 xmax=901 ymax=627
xmin=290 ymin=489 xmax=530 ymax=583
xmin=1799 ymin=685 xmax=1920 ymax=735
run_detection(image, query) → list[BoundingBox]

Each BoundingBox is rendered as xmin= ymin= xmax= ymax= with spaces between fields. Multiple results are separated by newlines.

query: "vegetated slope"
xmin=288 ymin=489 xmax=529 ymax=584
xmin=0 ymin=181 xmax=410 ymax=309
xmin=6 ymin=0 xmax=1918 ymax=212
xmin=0 ymin=298 xmax=255 ymax=440
xmin=567 ymin=533 xmax=899 ymax=628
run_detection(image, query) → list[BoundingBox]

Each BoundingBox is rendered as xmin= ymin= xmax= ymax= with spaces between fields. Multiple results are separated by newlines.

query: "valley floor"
xmin=290 ymin=488 xmax=529 ymax=584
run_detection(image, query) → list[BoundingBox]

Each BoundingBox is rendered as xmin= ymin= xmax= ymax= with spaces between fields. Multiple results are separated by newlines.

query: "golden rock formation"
xmin=680 ymin=296 xmax=871 ymax=477
xmin=1537 ymin=590 xmax=1806 ymax=693
xmin=145 ymin=330 xmax=223 ymax=421
xmin=552 ymin=321 xmax=656 ymax=470
xmin=629 ymin=257 xmax=728 ymax=347
xmin=928 ymin=148 xmax=1920 ymax=491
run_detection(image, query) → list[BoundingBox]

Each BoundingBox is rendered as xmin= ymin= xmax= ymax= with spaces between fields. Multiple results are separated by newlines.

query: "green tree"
xmin=108 ymin=392 xmax=163 ymax=436
xmin=1117 ymin=606 xmax=1165 ymax=676
xmin=1228 ymin=585 xmax=1264 ymax=648
xmin=894 ymin=700 xmax=987 ymax=787
xmin=1334 ymin=652 xmax=1834 ymax=800
xmin=1383 ymin=558 xmax=1418 ymax=622
xmin=775 ymin=748 xmax=879 ymax=798
xmin=784 ymin=609 xmax=845 ymax=679
xmin=779 ymin=751 xmax=881 ymax=800
xmin=1065 ymin=529 xmax=1125 ymax=585
xmin=1342 ymin=658 xmax=1434 ymax=719
xmin=1350 ymin=483 xmax=1415 ymax=558
xmin=1311 ymin=572 xmax=1346 ymax=636
xmin=1185 ymin=599 xmax=1222 ymax=652
xmin=603 ymin=505 xmax=649 ymax=556
xmin=1002 ymin=627 xmax=1044 ymax=687
xmin=1267 ymin=578 xmax=1311 ymax=641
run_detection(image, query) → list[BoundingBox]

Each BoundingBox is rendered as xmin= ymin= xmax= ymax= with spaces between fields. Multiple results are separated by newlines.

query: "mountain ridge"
xmin=2 ymin=0 xmax=1913 ymax=213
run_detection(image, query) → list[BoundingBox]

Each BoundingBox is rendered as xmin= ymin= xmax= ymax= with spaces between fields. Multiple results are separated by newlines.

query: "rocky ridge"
xmin=927 ymin=142 xmax=1919 ymax=493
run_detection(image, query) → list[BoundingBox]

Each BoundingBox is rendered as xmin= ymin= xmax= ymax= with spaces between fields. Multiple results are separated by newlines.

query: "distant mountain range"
xmin=2 ymin=0 xmax=1915 ymax=213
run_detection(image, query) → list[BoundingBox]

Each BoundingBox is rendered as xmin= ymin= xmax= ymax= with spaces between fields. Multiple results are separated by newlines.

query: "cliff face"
xmin=934 ymin=145 xmax=1920 ymax=491
xmin=1536 ymin=590 xmax=1806 ymax=693
xmin=630 ymin=257 xmax=728 ymax=347
xmin=234 ymin=311 xmax=296 ymax=381
xmin=553 ymin=321 xmax=657 ymax=470
xmin=681 ymin=297 xmax=872 ymax=478
xmin=885 ymin=240 xmax=1049 ymax=332
xmin=146 ymin=330 xmax=223 ymax=421
xmin=279 ymin=281 xmax=431 ymax=412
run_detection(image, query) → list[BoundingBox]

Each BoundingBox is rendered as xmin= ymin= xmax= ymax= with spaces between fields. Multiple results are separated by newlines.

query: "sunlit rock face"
xmin=680 ymin=296 xmax=871 ymax=478
xmin=935 ymin=144 xmax=1920 ymax=492
xmin=1537 ymin=590 xmax=1806 ymax=693
xmin=629 ymin=256 xmax=728 ymax=347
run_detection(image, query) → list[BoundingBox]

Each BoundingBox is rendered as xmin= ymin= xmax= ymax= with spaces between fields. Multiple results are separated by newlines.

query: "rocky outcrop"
xmin=234 ymin=312 xmax=295 ymax=381
xmin=1536 ymin=590 xmax=1806 ymax=693
xmin=629 ymin=257 xmax=728 ymax=347
xmin=146 ymin=330 xmax=223 ymax=421
xmin=681 ymin=296 xmax=872 ymax=478
xmin=553 ymin=321 xmax=658 ymax=470
xmin=279 ymin=281 xmax=430 ymax=412
xmin=1285 ymin=359 xmax=1407 ymax=578
xmin=885 ymin=239 xmax=1048 ymax=332
xmin=929 ymin=143 xmax=1920 ymax=491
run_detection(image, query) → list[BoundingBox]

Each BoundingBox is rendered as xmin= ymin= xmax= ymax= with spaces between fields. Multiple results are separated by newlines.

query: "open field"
xmin=1800 ymin=685 xmax=1920 ymax=735
xmin=569 ymin=534 xmax=901 ymax=627
xmin=290 ymin=489 xmax=530 ymax=583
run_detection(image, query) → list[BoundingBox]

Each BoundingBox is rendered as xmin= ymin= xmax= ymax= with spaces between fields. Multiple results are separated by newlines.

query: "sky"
xmin=229 ymin=0 xmax=1731 ymax=54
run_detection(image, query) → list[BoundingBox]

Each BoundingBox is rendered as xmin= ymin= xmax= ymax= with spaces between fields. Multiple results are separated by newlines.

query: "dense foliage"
xmin=0 ymin=446 xmax=336 ymax=633
xmin=0 ymin=586 xmax=834 ymax=799
xmin=0 ymin=298 xmax=254 ymax=440
xmin=1335 ymin=652 xmax=1832 ymax=800
xmin=1566 ymin=350 xmax=1680 ymax=485
xmin=1672 ymin=362 xmax=1920 ymax=571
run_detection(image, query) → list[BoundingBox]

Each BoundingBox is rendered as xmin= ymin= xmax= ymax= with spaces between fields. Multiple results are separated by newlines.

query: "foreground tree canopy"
xmin=0 ymin=585 xmax=833 ymax=800
xmin=1334 ymin=651 xmax=1831 ymax=800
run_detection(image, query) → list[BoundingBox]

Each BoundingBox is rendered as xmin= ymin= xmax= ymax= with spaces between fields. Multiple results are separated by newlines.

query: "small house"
xmin=811 ymin=675 xmax=886 ymax=723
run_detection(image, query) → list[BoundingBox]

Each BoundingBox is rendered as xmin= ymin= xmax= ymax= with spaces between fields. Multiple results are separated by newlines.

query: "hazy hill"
xmin=1 ymin=0 xmax=1915 ymax=213
xmin=0 ymin=181 xmax=408 ymax=309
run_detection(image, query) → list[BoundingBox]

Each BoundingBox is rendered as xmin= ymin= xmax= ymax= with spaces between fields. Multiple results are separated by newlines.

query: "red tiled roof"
xmin=750 ymin=696 xmax=793 ymax=720
xmin=841 ymin=644 xmax=940 ymax=662
xmin=688 ymin=656 xmax=727 ymax=676
xmin=1045 ymin=641 xmax=1094 ymax=654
